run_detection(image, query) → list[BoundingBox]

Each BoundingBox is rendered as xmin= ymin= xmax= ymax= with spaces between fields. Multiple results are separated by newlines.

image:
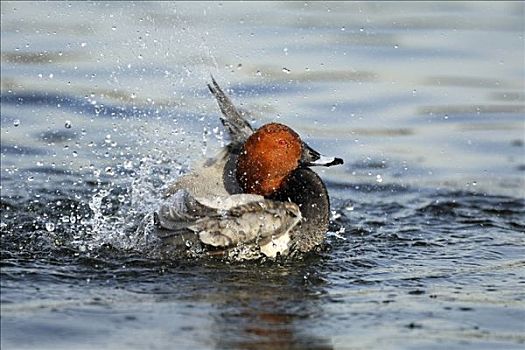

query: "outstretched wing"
xmin=208 ymin=76 xmax=254 ymax=145
xmin=155 ymin=190 xmax=264 ymax=235
xmin=194 ymin=199 xmax=301 ymax=249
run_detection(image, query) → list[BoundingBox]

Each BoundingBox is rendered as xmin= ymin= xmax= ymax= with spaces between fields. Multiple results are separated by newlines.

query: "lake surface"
xmin=1 ymin=2 xmax=524 ymax=349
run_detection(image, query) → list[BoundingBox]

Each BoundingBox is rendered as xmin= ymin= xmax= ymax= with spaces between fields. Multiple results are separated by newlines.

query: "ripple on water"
xmin=1 ymin=2 xmax=524 ymax=347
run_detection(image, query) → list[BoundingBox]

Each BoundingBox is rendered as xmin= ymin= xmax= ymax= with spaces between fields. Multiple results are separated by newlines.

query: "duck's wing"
xmin=155 ymin=190 xmax=214 ymax=231
xmin=155 ymin=191 xmax=264 ymax=234
xmin=154 ymin=191 xmax=302 ymax=258
xmin=194 ymin=200 xmax=302 ymax=250
xmin=208 ymin=76 xmax=254 ymax=145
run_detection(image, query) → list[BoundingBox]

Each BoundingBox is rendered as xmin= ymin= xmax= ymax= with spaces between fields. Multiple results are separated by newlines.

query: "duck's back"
xmin=165 ymin=147 xmax=241 ymax=199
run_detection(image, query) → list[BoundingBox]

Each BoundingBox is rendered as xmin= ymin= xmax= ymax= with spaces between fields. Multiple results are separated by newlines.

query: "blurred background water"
xmin=1 ymin=2 xmax=524 ymax=349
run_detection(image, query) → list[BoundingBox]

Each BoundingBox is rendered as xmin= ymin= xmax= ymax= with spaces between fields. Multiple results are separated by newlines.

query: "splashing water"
xmin=64 ymin=154 xmax=185 ymax=255
xmin=1 ymin=3 xmax=524 ymax=349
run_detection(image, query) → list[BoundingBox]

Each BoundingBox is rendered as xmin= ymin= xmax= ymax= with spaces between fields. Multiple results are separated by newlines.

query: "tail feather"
xmin=208 ymin=76 xmax=254 ymax=145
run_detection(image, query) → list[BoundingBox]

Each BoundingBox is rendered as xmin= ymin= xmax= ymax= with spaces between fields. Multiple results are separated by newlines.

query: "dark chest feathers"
xmin=271 ymin=167 xmax=330 ymax=227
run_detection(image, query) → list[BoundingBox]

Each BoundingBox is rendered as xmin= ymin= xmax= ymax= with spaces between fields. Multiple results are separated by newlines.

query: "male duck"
xmin=154 ymin=78 xmax=343 ymax=260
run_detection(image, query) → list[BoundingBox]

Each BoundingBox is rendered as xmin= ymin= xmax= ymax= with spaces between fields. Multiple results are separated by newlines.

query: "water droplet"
xmin=45 ymin=222 xmax=55 ymax=232
xmin=412 ymin=89 xmax=417 ymax=96
xmin=36 ymin=161 xmax=44 ymax=167
xmin=72 ymin=151 xmax=78 ymax=157
xmin=345 ymin=205 xmax=354 ymax=211
xmin=331 ymin=210 xmax=341 ymax=220
xmin=444 ymin=114 xmax=449 ymax=120
xmin=65 ymin=120 xmax=72 ymax=128
xmin=376 ymin=174 xmax=383 ymax=183
xmin=13 ymin=119 xmax=20 ymax=127
xmin=393 ymin=44 xmax=399 ymax=49
xmin=359 ymin=27 xmax=364 ymax=32
xmin=27 ymin=176 xmax=34 ymax=182
xmin=282 ymin=67 xmax=291 ymax=74
xmin=123 ymin=160 xmax=133 ymax=169
xmin=81 ymin=42 xmax=87 ymax=47
xmin=340 ymin=26 xmax=345 ymax=31
xmin=111 ymin=26 xmax=117 ymax=31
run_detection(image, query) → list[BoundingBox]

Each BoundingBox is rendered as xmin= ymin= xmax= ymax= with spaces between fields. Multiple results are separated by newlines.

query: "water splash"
xmin=68 ymin=155 xmax=184 ymax=254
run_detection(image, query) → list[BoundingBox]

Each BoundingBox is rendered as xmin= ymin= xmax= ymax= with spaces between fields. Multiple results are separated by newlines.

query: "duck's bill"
xmin=309 ymin=154 xmax=344 ymax=167
xmin=300 ymin=142 xmax=344 ymax=167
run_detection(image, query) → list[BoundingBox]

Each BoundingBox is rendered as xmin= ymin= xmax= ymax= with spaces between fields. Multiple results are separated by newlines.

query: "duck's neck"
xmin=270 ymin=168 xmax=330 ymax=251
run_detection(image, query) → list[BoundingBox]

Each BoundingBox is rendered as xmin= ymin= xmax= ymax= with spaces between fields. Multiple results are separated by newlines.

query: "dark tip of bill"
xmin=329 ymin=157 xmax=344 ymax=166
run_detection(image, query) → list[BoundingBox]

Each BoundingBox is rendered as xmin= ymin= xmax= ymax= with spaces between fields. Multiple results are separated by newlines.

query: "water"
xmin=1 ymin=2 xmax=524 ymax=349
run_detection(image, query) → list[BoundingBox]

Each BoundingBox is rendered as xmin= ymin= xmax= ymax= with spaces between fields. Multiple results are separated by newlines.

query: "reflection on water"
xmin=1 ymin=1 xmax=524 ymax=349
xmin=206 ymin=263 xmax=333 ymax=350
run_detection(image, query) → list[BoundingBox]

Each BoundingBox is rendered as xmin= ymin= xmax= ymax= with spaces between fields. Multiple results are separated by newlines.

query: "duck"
xmin=152 ymin=77 xmax=343 ymax=260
